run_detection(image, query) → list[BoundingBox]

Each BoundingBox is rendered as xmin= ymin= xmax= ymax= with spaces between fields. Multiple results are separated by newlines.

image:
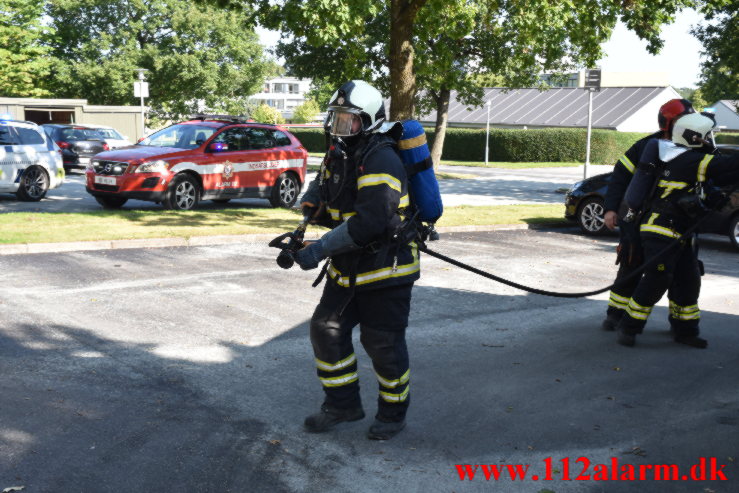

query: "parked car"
xmin=42 ymin=124 xmax=110 ymax=171
xmin=564 ymin=144 xmax=739 ymax=250
xmin=84 ymin=115 xmax=308 ymax=210
xmin=84 ymin=124 xmax=132 ymax=149
xmin=0 ymin=117 xmax=65 ymax=201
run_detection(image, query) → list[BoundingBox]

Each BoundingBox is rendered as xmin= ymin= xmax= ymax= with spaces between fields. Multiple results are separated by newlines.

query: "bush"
xmin=252 ymin=104 xmax=285 ymax=125
xmin=427 ymin=127 xmax=647 ymax=164
xmin=288 ymin=128 xmax=326 ymax=152
xmin=716 ymin=132 xmax=739 ymax=145
xmin=286 ymin=126 xmax=650 ymax=165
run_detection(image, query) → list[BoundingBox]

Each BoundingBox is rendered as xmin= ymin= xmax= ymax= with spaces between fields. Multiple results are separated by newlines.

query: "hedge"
xmin=716 ymin=132 xmax=739 ymax=145
xmin=288 ymin=126 xmax=649 ymax=164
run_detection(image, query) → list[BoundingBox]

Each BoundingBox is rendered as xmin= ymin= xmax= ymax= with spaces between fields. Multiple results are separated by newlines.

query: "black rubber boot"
xmin=617 ymin=329 xmax=636 ymax=347
xmin=601 ymin=314 xmax=620 ymax=331
xmin=304 ymin=404 xmax=365 ymax=433
xmin=674 ymin=335 xmax=708 ymax=349
xmin=367 ymin=418 xmax=406 ymax=440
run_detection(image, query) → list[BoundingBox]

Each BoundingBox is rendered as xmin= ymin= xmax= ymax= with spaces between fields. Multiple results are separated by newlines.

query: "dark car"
xmin=565 ymin=144 xmax=739 ymax=251
xmin=42 ymin=124 xmax=110 ymax=171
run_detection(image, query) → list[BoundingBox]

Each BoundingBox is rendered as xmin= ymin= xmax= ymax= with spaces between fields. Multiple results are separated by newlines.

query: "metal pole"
xmin=485 ymin=100 xmax=491 ymax=166
xmin=584 ymin=89 xmax=593 ymax=179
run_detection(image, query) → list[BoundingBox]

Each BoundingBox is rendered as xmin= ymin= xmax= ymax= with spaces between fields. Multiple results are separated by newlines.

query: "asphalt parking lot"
xmin=0 ymin=164 xmax=613 ymax=213
xmin=1 ymin=228 xmax=737 ymax=492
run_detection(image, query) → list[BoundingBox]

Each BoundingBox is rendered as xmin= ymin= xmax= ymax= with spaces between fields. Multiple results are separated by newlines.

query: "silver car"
xmin=0 ymin=118 xmax=65 ymax=201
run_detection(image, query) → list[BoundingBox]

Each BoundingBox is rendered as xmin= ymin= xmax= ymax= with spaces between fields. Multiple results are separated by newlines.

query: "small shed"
xmin=0 ymin=97 xmax=145 ymax=140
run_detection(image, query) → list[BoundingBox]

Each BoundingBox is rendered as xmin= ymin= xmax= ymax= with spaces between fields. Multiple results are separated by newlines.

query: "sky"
xmin=257 ymin=8 xmax=708 ymax=89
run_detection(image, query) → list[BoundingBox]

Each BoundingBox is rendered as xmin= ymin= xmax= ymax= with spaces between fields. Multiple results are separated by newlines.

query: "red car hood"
xmin=94 ymin=145 xmax=191 ymax=163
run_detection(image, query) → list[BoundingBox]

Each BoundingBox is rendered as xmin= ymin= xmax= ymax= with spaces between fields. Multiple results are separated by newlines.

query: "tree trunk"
xmin=389 ymin=0 xmax=427 ymax=120
xmin=430 ymin=87 xmax=450 ymax=167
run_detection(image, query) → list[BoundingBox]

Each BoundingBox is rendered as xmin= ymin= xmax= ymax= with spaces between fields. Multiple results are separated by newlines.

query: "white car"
xmin=0 ymin=118 xmax=65 ymax=201
xmin=84 ymin=124 xmax=132 ymax=149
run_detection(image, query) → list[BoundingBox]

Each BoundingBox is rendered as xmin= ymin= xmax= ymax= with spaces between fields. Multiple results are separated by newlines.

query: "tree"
xmin=251 ymin=103 xmax=285 ymax=124
xmin=291 ymin=99 xmax=321 ymax=123
xmin=257 ymin=0 xmax=691 ymax=164
xmin=692 ymin=1 xmax=738 ymax=103
xmin=45 ymin=0 xmax=272 ymax=120
xmin=0 ymin=0 xmax=53 ymax=97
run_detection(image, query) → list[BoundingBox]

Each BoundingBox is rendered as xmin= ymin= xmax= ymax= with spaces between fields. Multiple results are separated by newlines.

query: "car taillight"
xmin=56 ymin=141 xmax=71 ymax=149
xmin=102 ymin=142 xmax=110 ymax=151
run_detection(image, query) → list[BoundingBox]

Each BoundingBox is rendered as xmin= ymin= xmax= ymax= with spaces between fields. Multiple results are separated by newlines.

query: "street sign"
xmin=584 ymin=69 xmax=601 ymax=91
xmin=134 ymin=81 xmax=149 ymax=98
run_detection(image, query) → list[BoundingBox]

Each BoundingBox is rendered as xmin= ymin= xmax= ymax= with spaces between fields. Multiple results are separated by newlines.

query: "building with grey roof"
xmin=418 ymin=86 xmax=683 ymax=133
xmin=708 ymin=100 xmax=739 ymax=132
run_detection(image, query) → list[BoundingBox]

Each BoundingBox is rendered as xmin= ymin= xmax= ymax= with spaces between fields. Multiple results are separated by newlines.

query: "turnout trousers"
xmin=618 ymin=235 xmax=701 ymax=337
xmin=309 ymin=280 xmax=413 ymax=422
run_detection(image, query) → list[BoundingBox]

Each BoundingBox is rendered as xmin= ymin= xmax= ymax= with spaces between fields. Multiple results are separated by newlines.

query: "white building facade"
xmin=250 ymin=77 xmax=312 ymax=118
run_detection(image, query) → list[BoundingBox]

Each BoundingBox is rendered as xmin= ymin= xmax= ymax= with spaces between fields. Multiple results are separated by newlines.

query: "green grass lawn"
xmin=0 ymin=204 xmax=567 ymax=245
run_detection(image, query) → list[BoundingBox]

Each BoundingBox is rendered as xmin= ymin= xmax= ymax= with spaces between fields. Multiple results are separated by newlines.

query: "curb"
xmin=0 ymin=223 xmax=571 ymax=256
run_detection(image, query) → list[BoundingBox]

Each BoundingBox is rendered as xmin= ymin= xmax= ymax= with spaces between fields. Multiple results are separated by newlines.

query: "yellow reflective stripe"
xmin=609 ymin=291 xmax=629 ymax=309
xmin=625 ymin=298 xmax=653 ymax=320
xmin=376 ymin=369 xmax=410 ymax=389
xmin=640 ymin=224 xmax=681 ymax=238
xmin=610 ymin=292 xmax=630 ymax=304
xmin=641 ymin=213 xmax=680 ymax=237
xmin=669 ymin=301 xmax=700 ymax=320
xmin=341 ymin=211 xmax=356 ymax=220
xmin=380 ymin=385 xmax=410 ymax=403
xmin=357 ymin=173 xmax=401 ymax=192
xmin=398 ymin=133 xmax=426 ymax=150
xmin=319 ymin=372 xmax=358 ymax=388
xmin=619 ymin=155 xmax=635 ymax=174
xmin=315 ymin=353 xmax=356 ymax=372
xmin=328 ymin=243 xmax=419 ymax=287
xmin=658 ymin=180 xmax=688 ymax=199
xmin=328 ymin=208 xmax=341 ymax=220
xmin=399 ymin=194 xmax=410 ymax=208
xmin=697 ymin=154 xmax=713 ymax=182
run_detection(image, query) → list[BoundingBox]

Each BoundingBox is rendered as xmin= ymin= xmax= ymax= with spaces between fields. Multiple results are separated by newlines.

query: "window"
xmin=212 ymin=128 xmax=250 ymax=151
xmin=96 ymin=128 xmax=124 ymax=139
xmin=245 ymin=128 xmax=275 ymax=149
xmin=16 ymin=127 xmax=45 ymax=145
xmin=0 ymin=125 xmax=19 ymax=145
xmin=273 ymin=130 xmax=291 ymax=147
xmin=58 ymin=127 xmax=106 ymax=141
xmin=141 ymin=124 xmax=216 ymax=149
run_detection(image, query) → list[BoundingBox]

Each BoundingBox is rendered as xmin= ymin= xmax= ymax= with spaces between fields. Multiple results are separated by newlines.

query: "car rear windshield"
xmin=140 ymin=124 xmax=216 ymax=149
xmin=57 ymin=127 xmax=106 ymax=141
xmin=96 ymin=128 xmax=124 ymax=139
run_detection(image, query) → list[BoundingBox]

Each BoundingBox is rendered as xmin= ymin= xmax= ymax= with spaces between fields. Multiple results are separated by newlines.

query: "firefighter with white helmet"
xmin=615 ymin=111 xmax=739 ymax=347
xmin=294 ymin=80 xmax=417 ymax=440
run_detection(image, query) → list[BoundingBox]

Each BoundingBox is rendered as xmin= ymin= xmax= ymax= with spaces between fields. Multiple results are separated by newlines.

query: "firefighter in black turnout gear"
xmin=294 ymin=80 xmax=419 ymax=440
xmin=615 ymin=112 xmax=739 ymax=347
xmin=601 ymin=99 xmax=695 ymax=331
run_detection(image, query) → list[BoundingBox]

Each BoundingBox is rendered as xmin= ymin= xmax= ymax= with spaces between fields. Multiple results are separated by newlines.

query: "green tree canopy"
xmin=46 ymin=0 xmax=273 ymax=119
xmin=693 ymin=1 xmax=738 ymax=102
xmin=0 ymin=0 xmax=53 ymax=97
xmin=255 ymin=0 xmax=691 ymax=162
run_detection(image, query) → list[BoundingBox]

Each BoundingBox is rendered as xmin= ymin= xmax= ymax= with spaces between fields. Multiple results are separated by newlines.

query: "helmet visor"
xmin=327 ymin=109 xmax=363 ymax=137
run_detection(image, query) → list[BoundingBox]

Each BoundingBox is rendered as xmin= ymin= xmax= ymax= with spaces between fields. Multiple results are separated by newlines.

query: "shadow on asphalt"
xmin=3 ymin=283 xmax=738 ymax=492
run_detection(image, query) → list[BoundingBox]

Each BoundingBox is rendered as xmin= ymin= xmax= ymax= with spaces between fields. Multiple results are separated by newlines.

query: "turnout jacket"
xmin=604 ymin=132 xmax=662 ymax=213
xmin=304 ymin=134 xmax=420 ymax=291
xmin=639 ymin=141 xmax=739 ymax=239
